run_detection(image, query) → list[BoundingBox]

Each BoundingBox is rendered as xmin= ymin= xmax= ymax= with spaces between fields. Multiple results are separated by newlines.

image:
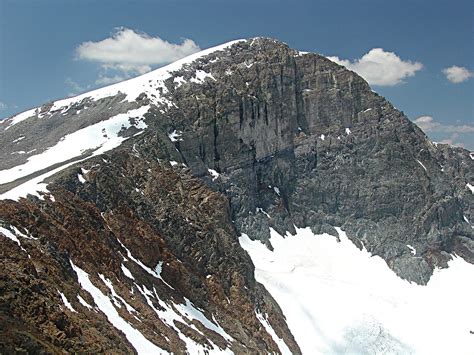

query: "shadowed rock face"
xmin=0 ymin=38 xmax=472 ymax=353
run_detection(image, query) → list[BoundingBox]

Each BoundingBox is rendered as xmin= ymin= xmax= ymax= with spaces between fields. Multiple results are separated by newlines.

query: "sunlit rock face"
xmin=0 ymin=38 xmax=472 ymax=353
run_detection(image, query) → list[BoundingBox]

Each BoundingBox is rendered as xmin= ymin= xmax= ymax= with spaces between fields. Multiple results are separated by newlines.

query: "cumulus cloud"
xmin=327 ymin=48 xmax=423 ymax=86
xmin=442 ymin=65 xmax=472 ymax=84
xmin=413 ymin=116 xmax=474 ymax=134
xmin=413 ymin=115 xmax=474 ymax=149
xmin=75 ymin=28 xmax=201 ymax=81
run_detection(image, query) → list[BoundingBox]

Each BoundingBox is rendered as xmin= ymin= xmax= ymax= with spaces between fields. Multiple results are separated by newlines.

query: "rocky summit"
xmin=0 ymin=38 xmax=473 ymax=354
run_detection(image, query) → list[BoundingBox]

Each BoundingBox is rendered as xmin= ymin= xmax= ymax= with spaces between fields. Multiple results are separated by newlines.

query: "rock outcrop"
xmin=0 ymin=38 xmax=472 ymax=353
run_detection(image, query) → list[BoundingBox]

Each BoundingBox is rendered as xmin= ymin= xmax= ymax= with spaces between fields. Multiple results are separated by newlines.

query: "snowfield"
xmin=239 ymin=227 xmax=474 ymax=354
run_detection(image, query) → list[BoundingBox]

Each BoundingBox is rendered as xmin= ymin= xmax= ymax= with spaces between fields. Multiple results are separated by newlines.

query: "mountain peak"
xmin=1 ymin=37 xmax=473 ymax=354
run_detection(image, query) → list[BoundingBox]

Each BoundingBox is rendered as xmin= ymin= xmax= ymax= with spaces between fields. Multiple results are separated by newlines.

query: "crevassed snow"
xmin=5 ymin=40 xmax=244 ymax=130
xmin=58 ymin=291 xmax=77 ymax=313
xmin=255 ymin=311 xmax=291 ymax=354
xmin=239 ymin=227 xmax=474 ymax=354
xmin=71 ymin=261 xmax=167 ymax=354
xmin=0 ymin=105 xmax=150 ymax=185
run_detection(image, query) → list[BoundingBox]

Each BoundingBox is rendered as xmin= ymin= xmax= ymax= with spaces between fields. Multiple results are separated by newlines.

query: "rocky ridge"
xmin=0 ymin=38 xmax=473 ymax=353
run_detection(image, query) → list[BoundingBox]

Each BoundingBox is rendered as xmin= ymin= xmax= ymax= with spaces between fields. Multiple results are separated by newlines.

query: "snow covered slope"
xmin=0 ymin=40 xmax=243 ymax=200
xmin=240 ymin=228 xmax=474 ymax=354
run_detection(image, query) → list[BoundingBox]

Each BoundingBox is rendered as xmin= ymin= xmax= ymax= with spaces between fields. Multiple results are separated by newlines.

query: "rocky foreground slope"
xmin=0 ymin=38 xmax=473 ymax=353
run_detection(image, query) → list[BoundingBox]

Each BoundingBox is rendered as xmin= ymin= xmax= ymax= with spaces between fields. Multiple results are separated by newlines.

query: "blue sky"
xmin=1 ymin=0 xmax=473 ymax=148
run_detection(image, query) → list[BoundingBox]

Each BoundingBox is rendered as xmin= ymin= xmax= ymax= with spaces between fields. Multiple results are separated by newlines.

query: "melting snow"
xmin=239 ymin=227 xmax=474 ymax=354
xmin=345 ymin=128 xmax=351 ymax=135
xmin=320 ymin=134 xmax=325 ymax=141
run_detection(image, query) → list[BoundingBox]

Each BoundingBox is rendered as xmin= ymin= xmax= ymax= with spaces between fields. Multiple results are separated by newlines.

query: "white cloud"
xmin=413 ymin=116 xmax=474 ymax=149
xmin=442 ymin=65 xmax=472 ymax=84
xmin=413 ymin=116 xmax=474 ymax=134
xmin=327 ymin=48 xmax=423 ymax=86
xmin=95 ymin=74 xmax=128 ymax=86
xmin=0 ymin=101 xmax=6 ymax=110
xmin=75 ymin=28 xmax=201 ymax=79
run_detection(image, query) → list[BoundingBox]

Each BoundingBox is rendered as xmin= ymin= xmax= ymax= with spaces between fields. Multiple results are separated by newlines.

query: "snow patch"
xmin=208 ymin=169 xmax=220 ymax=181
xmin=71 ymin=262 xmax=166 ymax=354
xmin=58 ymin=291 xmax=77 ymax=312
xmin=190 ymin=70 xmax=215 ymax=84
xmin=0 ymin=226 xmax=26 ymax=252
xmin=168 ymin=130 xmax=183 ymax=142
xmin=77 ymin=295 xmax=94 ymax=310
xmin=416 ymin=159 xmax=427 ymax=172
xmin=121 ymin=264 xmax=135 ymax=280
xmin=406 ymin=244 xmax=417 ymax=256
xmin=255 ymin=311 xmax=291 ymax=355
xmin=467 ymin=183 xmax=474 ymax=193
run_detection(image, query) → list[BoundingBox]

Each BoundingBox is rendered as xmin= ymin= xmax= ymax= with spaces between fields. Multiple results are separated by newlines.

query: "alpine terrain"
xmin=0 ymin=38 xmax=473 ymax=354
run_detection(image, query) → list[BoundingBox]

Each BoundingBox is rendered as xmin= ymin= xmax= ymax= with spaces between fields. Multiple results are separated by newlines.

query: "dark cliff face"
xmin=0 ymin=38 xmax=472 ymax=353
